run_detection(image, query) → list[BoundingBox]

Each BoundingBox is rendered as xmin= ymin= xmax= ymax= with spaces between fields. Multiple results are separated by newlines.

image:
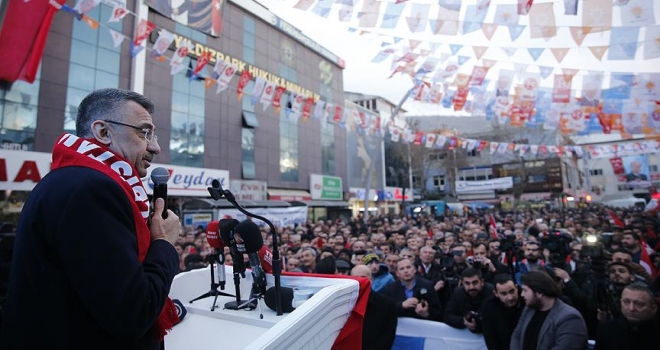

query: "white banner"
xmin=216 ymin=206 xmax=308 ymax=229
xmin=394 ymin=317 xmax=487 ymax=350
xmin=456 ymin=177 xmax=513 ymax=193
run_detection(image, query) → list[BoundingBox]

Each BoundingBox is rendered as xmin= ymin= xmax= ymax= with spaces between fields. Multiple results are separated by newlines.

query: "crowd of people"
xmin=178 ymin=205 xmax=660 ymax=349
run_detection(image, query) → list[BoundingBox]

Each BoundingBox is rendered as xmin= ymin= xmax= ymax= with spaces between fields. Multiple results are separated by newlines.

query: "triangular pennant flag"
xmin=409 ymin=39 xmax=421 ymax=51
xmin=589 ymin=46 xmax=608 ymax=61
xmin=108 ymin=6 xmax=128 ymax=23
xmin=450 ymin=44 xmax=463 ymax=55
xmin=130 ymin=43 xmax=145 ymax=57
xmin=563 ymin=68 xmax=578 ymax=77
xmin=508 ymin=24 xmax=525 ymax=41
xmin=204 ymin=77 xmax=215 ymax=90
xmin=108 ymin=29 xmax=125 ymax=48
xmin=236 ymin=70 xmax=252 ymax=101
xmin=82 ymin=14 xmax=99 ymax=30
xmin=260 ymin=82 xmax=276 ymax=110
xmin=501 ymin=47 xmax=517 ymax=57
xmin=481 ymin=23 xmax=498 ymax=40
xmin=457 ymin=55 xmax=470 ymax=65
xmin=570 ymin=26 xmax=591 ymax=46
xmin=527 ymin=47 xmax=544 ymax=61
xmin=539 ymin=66 xmax=554 ymax=79
xmin=251 ymin=76 xmax=266 ymax=107
xmin=482 ymin=59 xmax=496 ymax=69
xmin=133 ymin=19 xmax=156 ymax=47
xmin=472 ymin=46 xmax=488 ymax=60
xmin=550 ymin=48 xmax=569 ymax=63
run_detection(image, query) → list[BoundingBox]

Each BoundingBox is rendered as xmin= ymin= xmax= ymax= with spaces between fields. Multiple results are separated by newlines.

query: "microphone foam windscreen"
xmin=257 ymin=246 xmax=273 ymax=274
xmin=150 ymin=167 xmax=169 ymax=185
xmin=206 ymin=221 xmax=224 ymax=249
xmin=219 ymin=218 xmax=240 ymax=246
xmin=264 ymin=286 xmax=295 ymax=314
xmin=234 ymin=220 xmax=263 ymax=253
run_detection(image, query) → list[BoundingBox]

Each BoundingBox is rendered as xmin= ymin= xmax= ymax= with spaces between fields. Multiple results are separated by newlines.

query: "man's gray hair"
xmin=76 ymin=88 xmax=154 ymax=137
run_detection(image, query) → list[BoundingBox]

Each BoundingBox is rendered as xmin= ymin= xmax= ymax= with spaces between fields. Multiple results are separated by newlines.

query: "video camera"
xmin=500 ymin=234 xmax=522 ymax=252
xmin=541 ymin=230 xmax=572 ymax=267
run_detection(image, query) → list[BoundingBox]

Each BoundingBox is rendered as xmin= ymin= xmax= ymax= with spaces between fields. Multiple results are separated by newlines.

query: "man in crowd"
xmin=515 ymin=242 xmax=544 ymax=284
xmin=351 ymin=265 xmax=397 ymax=350
xmin=381 ymin=258 xmax=442 ymax=321
xmin=510 ymin=270 xmax=588 ymax=350
xmin=363 ymin=253 xmax=394 ymax=292
xmin=595 ymin=282 xmax=659 ymax=350
xmin=298 ymin=247 xmax=317 ymax=273
xmin=622 ymin=231 xmax=653 ymax=275
xmin=481 ymin=274 xmax=523 ymax=350
xmin=416 ymin=246 xmax=444 ymax=292
xmin=443 ymin=268 xmax=494 ymax=333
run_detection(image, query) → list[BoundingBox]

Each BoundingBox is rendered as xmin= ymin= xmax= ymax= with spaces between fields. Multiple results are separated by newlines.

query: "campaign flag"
xmin=150 ymin=29 xmax=174 ymax=58
xmin=170 ymin=41 xmax=192 ymax=76
xmin=236 ymin=70 xmax=252 ymax=101
xmin=133 ymin=19 xmax=156 ymax=47
xmin=108 ymin=5 xmax=128 ymax=22
xmin=108 ymin=29 xmax=125 ymax=48
xmin=259 ymin=82 xmax=276 ymax=111
xmin=215 ymin=62 xmax=236 ymax=93
xmin=381 ymin=2 xmax=405 ymax=29
xmin=608 ymin=27 xmax=640 ymax=60
xmin=272 ymin=86 xmax=286 ymax=114
xmin=73 ymin=0 xmax=101 ymax=14
xmin=313 ymin=99 xmax=326 ymax=120
xmin=553 ymin=75 xmax=572 ymax=103
xmin=564 ymin=0 xmax=578 ymax=15
xmin=0 ymin=0 xmax=67 ymax=83
xmin=251 ymin=77 xmax=266 ymax=107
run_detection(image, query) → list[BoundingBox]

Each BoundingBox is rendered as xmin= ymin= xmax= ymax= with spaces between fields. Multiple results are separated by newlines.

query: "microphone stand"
xmin=189 ymin=250 xmax=234 ymax=311
xmin=208 ymin=180 xmax=283 ymax=316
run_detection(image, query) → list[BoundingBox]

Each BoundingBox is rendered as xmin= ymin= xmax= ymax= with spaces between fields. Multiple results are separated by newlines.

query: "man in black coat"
xmin=481 ymin=274 xmax=523 ymax=350
xmin=351 ymin=265 xmax=397 ymax=350
xmin=443 ymin=268 xmax=494 ymax=333
xmin=595 ymin=283 xmax=659 ymax=350
xmin=381 ymin=258 xmax=443 ymax=321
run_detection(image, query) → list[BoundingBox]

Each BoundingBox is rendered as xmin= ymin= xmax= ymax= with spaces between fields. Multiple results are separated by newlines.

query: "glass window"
xmin=0 ymin=67 xmax=41 ymax=150
xmin=242 ymin=128 xmax=255 ymax=179
xmin=170 ymin=69 xmax=205 ymax=167
xmin=321 ymin=124 xmax=334 ymax=175
xmin=243 ymin=15 xmax=255 ymax=64
xmin=64 ymin=3 xmax=122 ymax=134
xmin=279 ymin=94 xmax=298 ymax=182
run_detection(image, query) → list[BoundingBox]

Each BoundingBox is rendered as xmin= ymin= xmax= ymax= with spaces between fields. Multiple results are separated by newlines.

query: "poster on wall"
xmin=620 ymin=155 xmax=652 ymax=189
xmin=145 ymin=0 xmax=225 ymax=37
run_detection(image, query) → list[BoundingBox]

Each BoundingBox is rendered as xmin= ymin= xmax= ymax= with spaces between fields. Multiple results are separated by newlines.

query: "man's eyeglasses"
xmin=103 ymin=120 xmax=157 ymax=142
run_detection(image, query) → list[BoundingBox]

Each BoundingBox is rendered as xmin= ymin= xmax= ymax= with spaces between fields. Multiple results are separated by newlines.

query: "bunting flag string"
xmin=52 ymin=1 xmax=660 ymax=159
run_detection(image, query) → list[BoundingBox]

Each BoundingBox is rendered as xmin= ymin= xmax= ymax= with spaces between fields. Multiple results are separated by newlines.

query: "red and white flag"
xmin=606 ymin=209 xmax=626 ymax=228
xmin=216 ymin=63 xmax=237 ymax=93
xmin=170 ymin=40 xmax=192 ymax=75
xmin=489 ymin=214 xmax=498 ymax=238
xmin=259 ymin=82 xmax=277 ymax=110
xmin=640 ymin=239 xmax=656 ymax=276
xmin=108 ymin=6 xmax=128 ymax=22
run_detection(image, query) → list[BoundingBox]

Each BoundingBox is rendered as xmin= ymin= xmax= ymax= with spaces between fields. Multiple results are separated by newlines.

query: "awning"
xmin=267 ymin=189 xmax=312 ymax=201
xmin=182 ymin=198 xmax=291 ymax=210
xmin=290 ymin=200 xmax=351 ymax=207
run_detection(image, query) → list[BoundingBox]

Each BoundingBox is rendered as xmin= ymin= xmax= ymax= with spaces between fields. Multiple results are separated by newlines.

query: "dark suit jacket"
xmin=481 ymin=297 xmax=523 ymax=350
xmin=594 ymin=317 xmax=659 ymax=350
xmin=381 ymin=277 xmax=443 ymax=321
xmin=0 ymin=168 xmax=179 ymax=350
xmin=443 ymin=284 xmax=494 ymax=332
xmin=362 ymin=291 xmax=398 ymax=350
xmin=510 ymin=299 xmax=588 ymax=350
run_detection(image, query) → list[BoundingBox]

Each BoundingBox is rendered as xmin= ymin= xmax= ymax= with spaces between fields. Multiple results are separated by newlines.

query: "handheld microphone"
xmin=219 ymin=218 xmax=245 ymax=278
xmin=150 ymin=167 xmax=169 ymax=219
xmin=206 ymin=221 xmax=227 ymax=290
xmin=234 ymin=220 xmax=267 ymax=294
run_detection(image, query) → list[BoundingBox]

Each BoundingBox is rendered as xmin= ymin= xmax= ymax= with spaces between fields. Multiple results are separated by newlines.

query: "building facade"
xmin=0 ymin=0 xmax=349 ymax=224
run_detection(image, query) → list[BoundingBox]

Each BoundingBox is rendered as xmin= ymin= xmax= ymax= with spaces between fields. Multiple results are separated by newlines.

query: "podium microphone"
xmin=234 ymin=220 xmax=267 ymax=295
xmin=150 ymin=167 xmax=169 ymax=219
xmin=206 ymin=221 xmax=226 ymax=290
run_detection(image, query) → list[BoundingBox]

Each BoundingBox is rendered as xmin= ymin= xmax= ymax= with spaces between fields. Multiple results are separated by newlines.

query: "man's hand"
xmin=415 ymin=300 xmax=429 ymax=318
xmin=150 ymin=198 xmax=181 ymax=245
xmin=464 ymin=315 xmax=477 ymax=331
xmin=402 ymin=297 xmax=419 ymax=309
xmin=554 ymin=267 xmax=570 ymax=281
xmin=434 ymin=280 xmax=445 ymax=291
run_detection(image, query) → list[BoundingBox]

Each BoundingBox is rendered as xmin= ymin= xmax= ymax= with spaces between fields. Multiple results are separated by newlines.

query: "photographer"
xmin=443 ymin=268 xmax=494 ymax=333
xmin=469 ymin=243 xmax=508 ymax=283
xmin=597 ymin=262 xmax=636 ymax=321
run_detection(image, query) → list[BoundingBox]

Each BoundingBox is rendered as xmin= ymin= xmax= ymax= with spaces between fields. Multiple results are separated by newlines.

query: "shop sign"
xmin=229 ymin=179 xmax=267 ymax=201
xmin=310 ymin=174 xmax=342 ymax=200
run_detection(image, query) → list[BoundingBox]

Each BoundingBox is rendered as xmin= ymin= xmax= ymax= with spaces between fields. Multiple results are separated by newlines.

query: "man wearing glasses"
xmin=1 ymin=89 xmax=182 ymax=349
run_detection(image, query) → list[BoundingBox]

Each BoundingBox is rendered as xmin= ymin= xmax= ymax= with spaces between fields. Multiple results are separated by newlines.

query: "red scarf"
xmin=51 ymin=133 xmax=179 ymax=341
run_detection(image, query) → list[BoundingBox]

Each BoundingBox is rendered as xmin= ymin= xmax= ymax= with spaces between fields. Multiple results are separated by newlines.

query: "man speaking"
xmin=0 ymin=89 xmax=182 ymax=349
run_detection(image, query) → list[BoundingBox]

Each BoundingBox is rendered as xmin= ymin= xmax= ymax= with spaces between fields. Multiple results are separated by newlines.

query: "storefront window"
xmin=0 ymin=69 xmax=40 ymax=151
xmin=171 ymin=68 xmax=205 ymax=167
xmin=64 ymin=4 xmax=121 ymax=133
xmin=280 ymin=94 xmax=298 ymax=182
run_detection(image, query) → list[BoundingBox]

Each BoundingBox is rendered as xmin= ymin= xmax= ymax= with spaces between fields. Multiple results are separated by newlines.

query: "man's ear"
xmin=90 ymin=120 xmax=111 ymax=145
